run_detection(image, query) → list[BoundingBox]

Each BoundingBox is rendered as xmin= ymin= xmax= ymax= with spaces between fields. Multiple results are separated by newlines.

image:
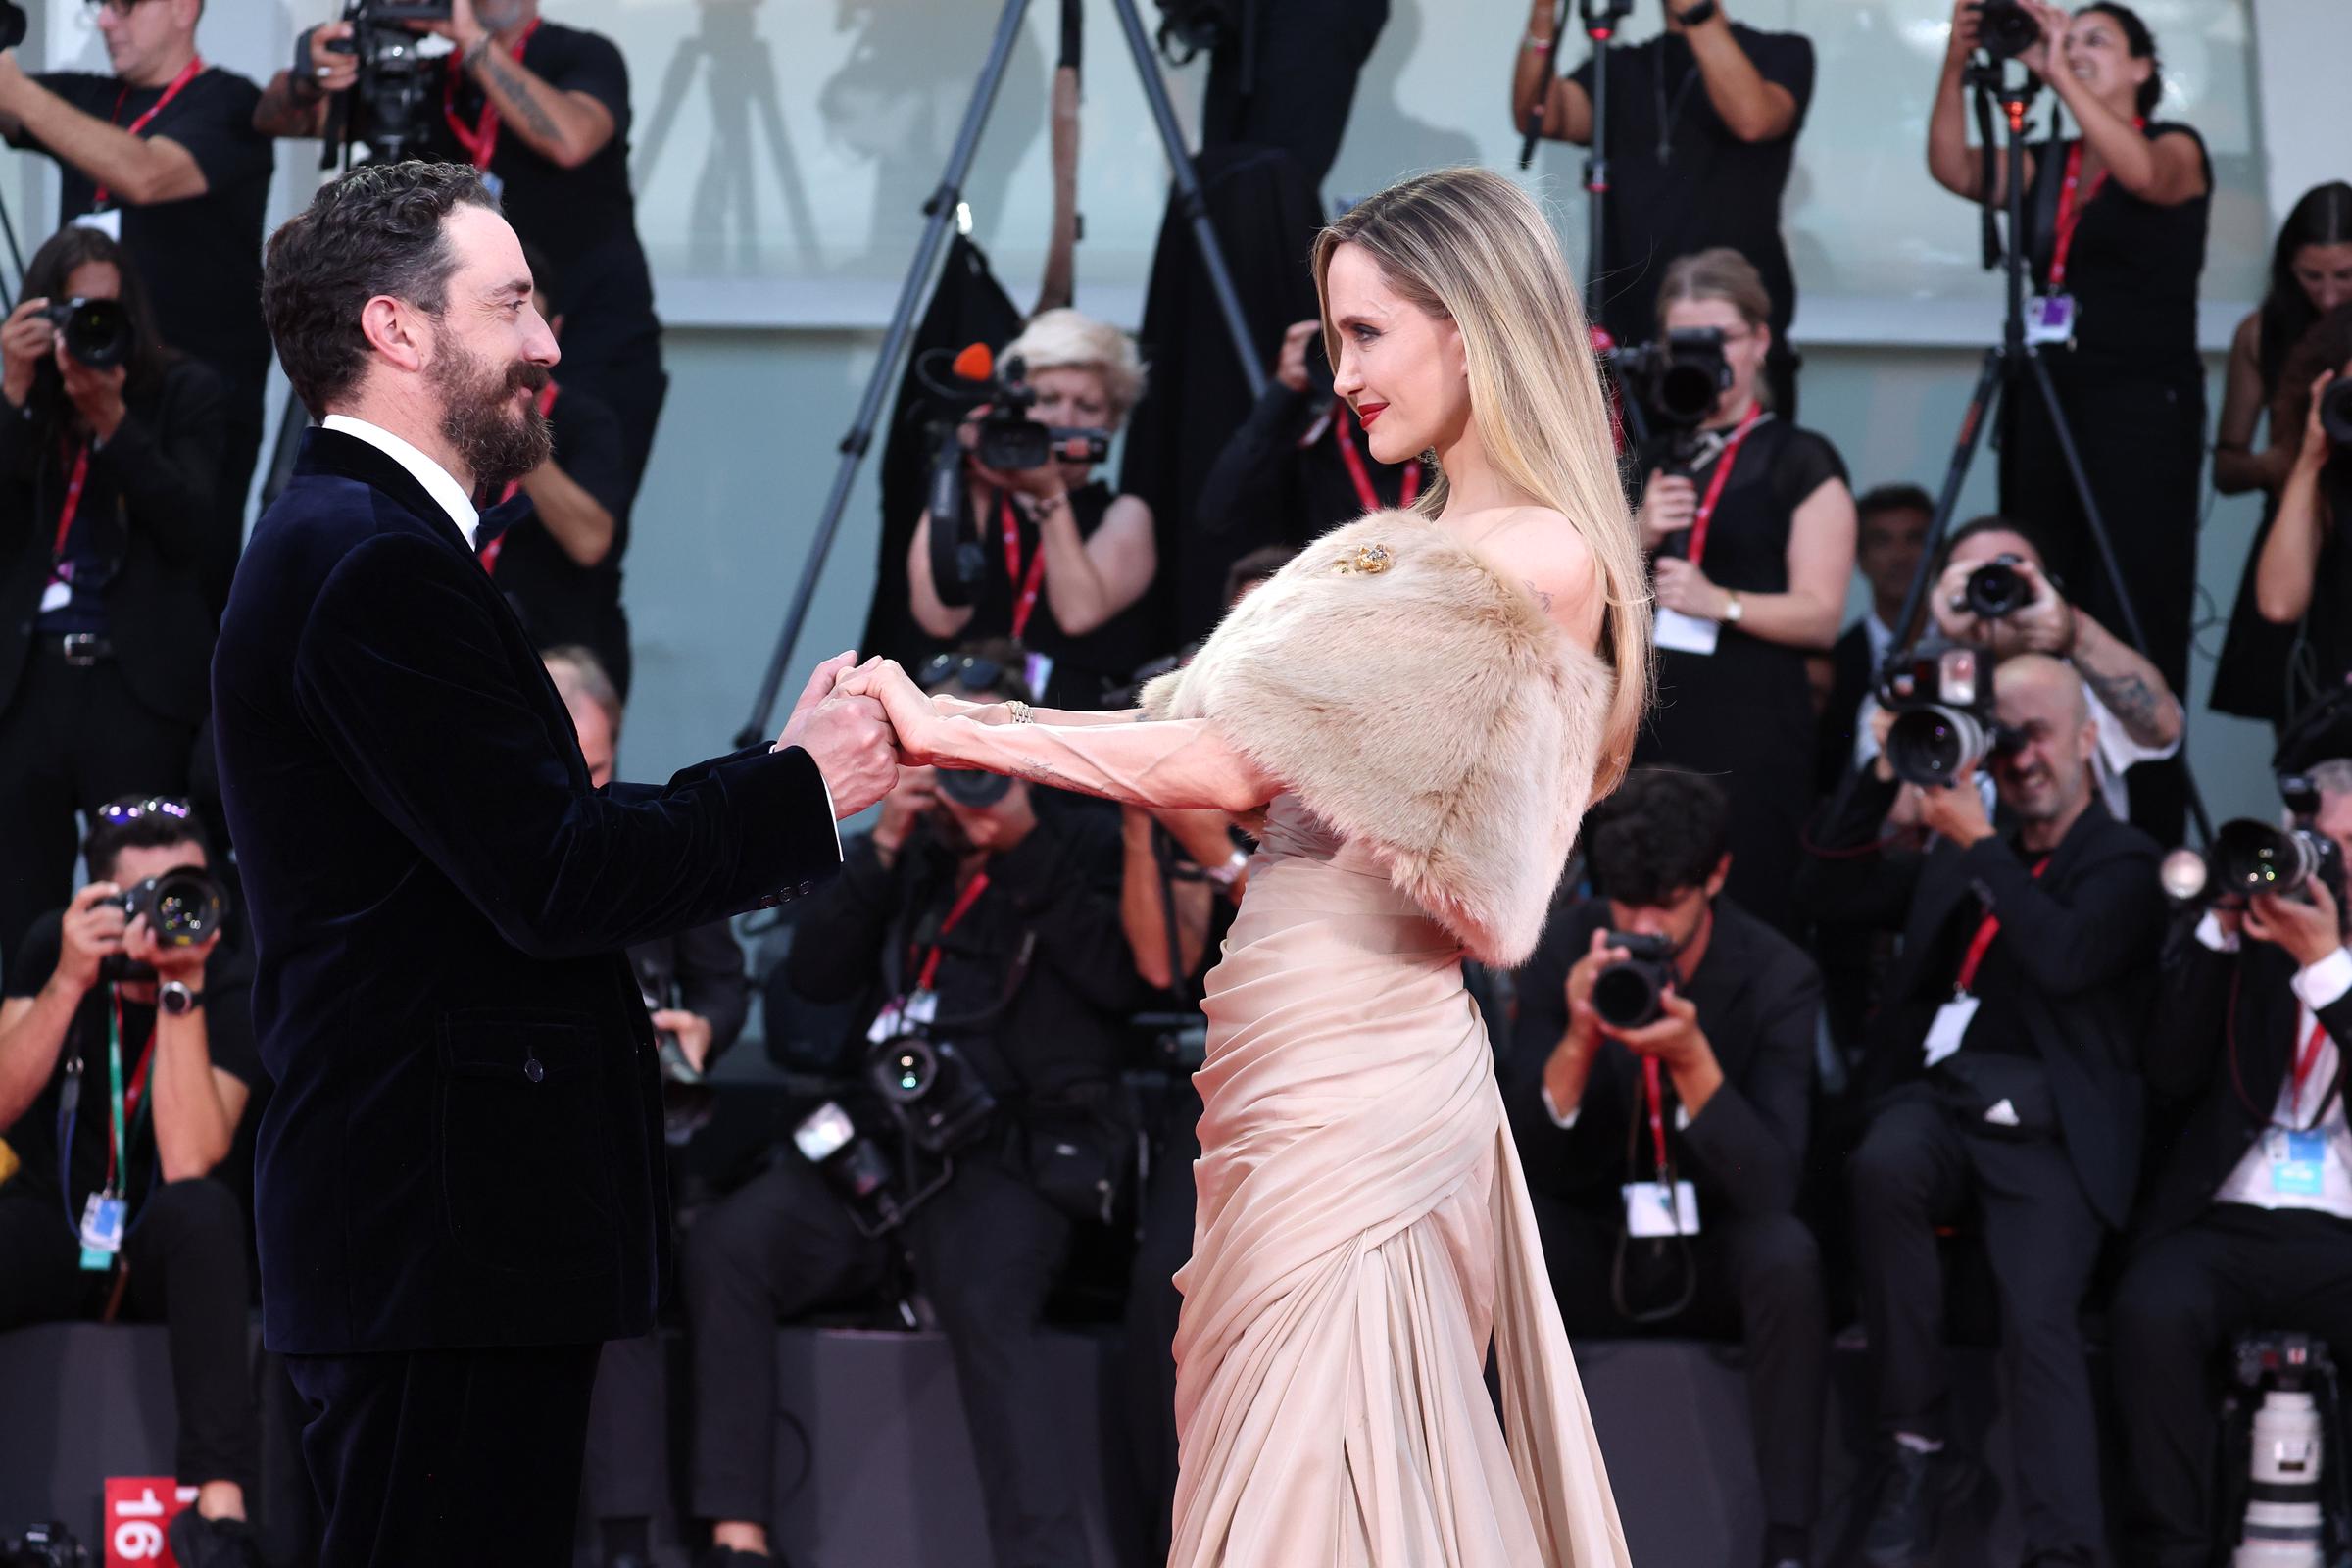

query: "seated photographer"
xmin=1503 ymin=767 xmax=1826 ymax=1568
xmin=906 ymin=308 xmax=1157 ymax=711
xmin=2109 ymin=759 xmax=2352 ymax=1568
xmin=0 ymin=799 xmax=263 ymax=1568
xmin=1193 ymin=317 xmax=1420 ymax=553
xmin=1631 ymin=247 xmax=1855 ymax=935
xmin=1798 ymin=655 xmax=2165 ymax=1568
xmin=2251 ymin=310 xmax=2352 ymax=711
xmin=0 ymin=225 xmax=225 ymax=961
xmin=680 ymin=644 xmax=1135 ymax=1568
xmin=1815 ymin=482 xmax=1931 ymax=798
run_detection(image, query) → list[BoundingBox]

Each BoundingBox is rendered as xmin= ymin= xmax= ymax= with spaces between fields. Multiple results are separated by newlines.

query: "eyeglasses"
xmin=917 ymin=653 xmax=1008 ymax=693
xmin=95 ymin=796 xmax=193 ymax=824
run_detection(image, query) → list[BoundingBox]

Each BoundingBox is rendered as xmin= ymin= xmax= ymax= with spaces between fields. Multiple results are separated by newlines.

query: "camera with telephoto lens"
xmin=1878 ymin=641 xmax=2020 ymax=789
xmin=2159 ymin=774 xmax=2348 ymax=909
xmin=38 ymin=298 xmax=128 ymax=371
xmin=1962 ymin=552 xmax=2033 ymax=619
xmin=2319 ymin=374 xmax=2352 ymax=450
xmin=870 ymin=1034 xmax=998 ymax=1155
xmin=2219 ymin=1332 xmax=2336 ymax=1568
xmin=1613 ymin=328 xmax=1732 ymax=435
xmin=1591 ymin=932 xmax=1676 ymax=1031
xmin=0 ymin=1522 xmax=89 ymax=1568
xmin=1972 ymin=0 xmax=2043 ymax=62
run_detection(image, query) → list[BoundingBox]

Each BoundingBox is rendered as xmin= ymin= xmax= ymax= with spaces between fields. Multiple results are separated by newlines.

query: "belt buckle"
xmin=61 ymin=633 xmax=102 ymax=666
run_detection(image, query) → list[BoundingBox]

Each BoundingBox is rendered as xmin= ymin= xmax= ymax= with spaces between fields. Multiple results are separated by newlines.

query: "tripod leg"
xmin=734 ymin=0 xmax=1036 ymax=748
xmin=1881 ymin=348 xmax=2007 ymax=661
xmin=1105 ymin=0 xmax=1268 ymax=400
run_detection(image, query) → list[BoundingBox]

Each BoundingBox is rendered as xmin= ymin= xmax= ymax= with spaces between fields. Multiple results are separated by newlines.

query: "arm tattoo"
xmin=479 ymin=49 xmax=565 ymax=149
xmin=1523 ymin=578 xmax=1555 ymax=613
xmin=2082 ymin=666 xmax=2163 ymax=738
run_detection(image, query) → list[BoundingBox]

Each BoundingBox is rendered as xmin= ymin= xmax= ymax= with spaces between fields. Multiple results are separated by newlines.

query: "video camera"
xmin=1612 ymin=328 xmax=1731 ymax=441
xmin=1591 ymin=932 xmax=1676 ymax=1030
xmin=317 ymin=0 xmax=453 ymax=168
xmin=1970 ymin=0 xmax=2042 ymax=63
xmin=2160 ymin=774 xmax=2348 ymax=908
xmin=1878 ymin=641 xmax=2019 ymax=789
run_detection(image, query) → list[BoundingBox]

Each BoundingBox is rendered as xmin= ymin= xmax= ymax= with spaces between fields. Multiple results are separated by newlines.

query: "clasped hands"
xmin=770 ymin=653 xmax=968 ymax=819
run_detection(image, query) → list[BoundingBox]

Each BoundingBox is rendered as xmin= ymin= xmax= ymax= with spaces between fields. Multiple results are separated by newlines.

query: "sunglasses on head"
xmin=95 ymin=796 xmax=193 ymax=824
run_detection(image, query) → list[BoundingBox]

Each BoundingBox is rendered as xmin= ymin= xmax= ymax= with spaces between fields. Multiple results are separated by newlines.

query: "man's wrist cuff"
xmin=2293 ymin=947 xmax=2352 ymax=1012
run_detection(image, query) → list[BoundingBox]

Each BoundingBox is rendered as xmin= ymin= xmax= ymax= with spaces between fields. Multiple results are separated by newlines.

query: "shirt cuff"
xmin=2195 ymin=909 xmax=2241 ymax=954
xmin=817 ymin=769 xmax=844 ymax=863
xmin=1539 ymin=1082 xmax=1580 ymax=1130
xmin=2293 ymin=947 xmax=2352 ymax=1012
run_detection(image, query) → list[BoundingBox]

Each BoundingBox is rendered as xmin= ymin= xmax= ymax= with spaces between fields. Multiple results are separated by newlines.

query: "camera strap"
xmin=1641 ymin=1056 xmax=1671 ymax=1178
xmin=1951 ymin=855 xmax=2052 ymax=995
xmin=91 ymin=55 xmax=204 ymax=208
xmin=912 ymin=871 xmax=992 ymax=995
xmin=48 ymin=441 xmax=90 ymax=562
xmin=2046 ymin=121 xmax=2142 ymax=294
xmin=1333 ymin=401 xmax=1419 ymax=512
xmin=997 ymin=494 xmax=1049 ymax=641
xmin=443 ymin=19 xmax=543 ymax=170
xmin=101 ymin=990 xmax=156 ymax=1200
xmin=1681 ymin=403 xmax=1763 ymax=567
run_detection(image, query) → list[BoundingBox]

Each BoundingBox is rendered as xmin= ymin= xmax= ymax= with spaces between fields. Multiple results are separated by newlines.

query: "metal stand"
xmin=734 ymin=0 xmax=1265 ymax=748
xmin=1881 ymin=61 xmax=2210 ymax=844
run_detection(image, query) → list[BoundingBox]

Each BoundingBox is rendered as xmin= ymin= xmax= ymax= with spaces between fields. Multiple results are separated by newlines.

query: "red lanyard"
xmin=1642 ymin=1057 xmax=1671 ymax=1176
xmin=478 ymin=381 xmax=561 ymax=575
xmin=50 ymin=442 xmax=91 ymax=560
xmin=998 ymin=494 xmax=1049 ymax=642
xmin=444 ymin=20 xmax=542 ymax=169
xmin=2048 ymin=121 xmax=2144 ymax=293
xmin=103 ymin=995 xmax=157 ymax=1195
xmin=1682 ymin=404 xmax=1762 ymax=567
xmin=913 ymin=873 xmax=991 ymax=993
xmin=92 ymin=56 xmax=203 ymax=208
xmin=1332 ymin=400 xmax=1420 ymax=512
xmin=2292 ymin=1019 xmax=2333 ymax=1123
xmin=1952 ymin=856 xmax=2052 ymax=994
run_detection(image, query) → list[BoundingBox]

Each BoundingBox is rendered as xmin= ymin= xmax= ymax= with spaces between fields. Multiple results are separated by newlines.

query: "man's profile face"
xmin=425 ymin=205 xmax=559 ymax=489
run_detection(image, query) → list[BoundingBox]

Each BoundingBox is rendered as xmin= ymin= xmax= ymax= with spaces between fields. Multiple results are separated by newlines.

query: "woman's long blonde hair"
xmin=1312 ymin=167 xmax=1650 ymax=795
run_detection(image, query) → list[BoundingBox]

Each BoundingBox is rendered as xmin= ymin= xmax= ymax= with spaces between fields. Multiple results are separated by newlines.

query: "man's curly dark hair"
xmin=1583 ymin=767 xmax=1731 ymax=907
xmin=262 ymin=161 xmax=499 ymax=419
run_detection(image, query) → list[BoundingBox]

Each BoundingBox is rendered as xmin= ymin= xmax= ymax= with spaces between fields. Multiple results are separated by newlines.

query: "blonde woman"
xmin=906 ymin=307 xmax=1158 ymax=710
xmin=843 ymin=167 xmax=1642 ymax=1565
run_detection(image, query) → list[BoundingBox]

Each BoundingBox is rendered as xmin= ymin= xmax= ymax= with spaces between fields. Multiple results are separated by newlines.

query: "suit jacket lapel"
xmin=293 ymin=426 xmax=477 ymax=560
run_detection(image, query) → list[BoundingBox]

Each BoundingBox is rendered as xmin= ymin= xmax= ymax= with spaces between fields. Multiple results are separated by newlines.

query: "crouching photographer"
xmin=681 ymin=646 xmax=1136 ymax=1568
xmin=0 ymin=799 xmax=262 ymax=1568
xmin=2109 ymin=760 xmax=2352 ymax=1568
xmin=1504 ymin=768 xmax=1827 ymax=1568
xmin=1799 ymin=655 xmax=2165 ymax=1568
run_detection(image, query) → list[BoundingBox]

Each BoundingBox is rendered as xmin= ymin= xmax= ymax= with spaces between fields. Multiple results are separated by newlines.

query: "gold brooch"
xmin=1335 ymin=543 xmax=1393 ymax=576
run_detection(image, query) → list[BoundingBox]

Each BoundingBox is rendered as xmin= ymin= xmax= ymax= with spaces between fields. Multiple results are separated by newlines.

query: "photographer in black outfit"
xmin=1504 ymin=768 xmax=1826 ymax=1568
xmin=0 ymin=800 xmax=263 ymax=1568
xmin=2110 ymin=760 xmax=2352 ymax=1568
xmin=1512 ymin=0 xmax=1813 ymax=412
xmin=681 ymin=645 xmax=1136 ymax=1568
xmin=2252 ymin=308 xmax=2352 ymax=706
xmin=0 ymin=0 xmax=270 ymax=562
xmin=0 ymin=225 xmax=224 ymax=961
xmin=258 ymin=0 xmax=667 ymax=502
xmin=1799 ymin=655 xmax=2165 ymax=1568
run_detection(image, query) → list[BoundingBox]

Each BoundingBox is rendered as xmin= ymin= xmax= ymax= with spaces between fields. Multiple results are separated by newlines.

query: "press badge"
xmin=2025 ymin=294 xmax=2078 ymax=348
xmin=866 ymin=989 xmax=940 ymax=1044
xmin=1652 ymin=607 xmax=1720 ymax=658
xmin=2271 ymin=1129 xmax=2328 ymax=1198
xmin=78 ymin=1192 xmax=125 ymax=1269
xmin=1923 ymin=995 xmax=1980 ymax=1068
xmin=39 ymin=573 xmax=71 ymax=614
xmin=72 ymin=209 xmax=122 ymax=241
xmin=1623 ymin=1181 xmax=1701 ymax=1238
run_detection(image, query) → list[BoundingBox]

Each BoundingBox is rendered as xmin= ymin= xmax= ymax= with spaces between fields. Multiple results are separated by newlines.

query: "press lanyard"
xmin=1682 ymin=404 xmax=1763 ymax=568
xmin=913 ymin=872 xmax=991 ymax=993
xmin=92 ymin=56 xmax=203 ymax=208
xmin=1332 ymin=401 xmax=1420 ymax=512
xmin=49 ymin=442 xmax=91 ymax=561
xmin=2291 ymin=1020 xmax=2332 ymax=1125
xmin=2047 ymin=120 xmax=2144 ymax=293
xmin=444 ymin=20 xmax=543 ymax=169
xmin=1952 ymin=856 xmax=2052 ymax=995
xmin=998 ymin=494 xmax=1049 ymax=642
xmin=1641 ymin=1057 xmax=1671 ymax=1177
xmin=102 ymin=991 xmax=157 ymax=1199
xmin=477 ymin=380 xmax=561 ymax=575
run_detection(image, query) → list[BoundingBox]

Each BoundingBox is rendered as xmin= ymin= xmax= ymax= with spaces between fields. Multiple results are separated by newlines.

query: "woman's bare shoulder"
xmin=1449 ymin=505 xmax=1604 ymax=636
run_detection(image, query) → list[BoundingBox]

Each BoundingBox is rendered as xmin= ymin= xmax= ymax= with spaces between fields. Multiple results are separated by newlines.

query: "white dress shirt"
xmin=321 ymin=414 xmax=480 ymax=547
xmin=2197 ymin=914 xmax=2352 ymax=1219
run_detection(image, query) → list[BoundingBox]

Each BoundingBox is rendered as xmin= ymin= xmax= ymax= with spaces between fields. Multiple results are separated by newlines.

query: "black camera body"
xmin=1614 ymin=328 xmax=1732 ymax=436
xmin=0 ymin=1522 xmax=89 ymax=1568
xmin=97 ymin=865 xmax=227 ymax=983
xmin=1592 ymin=932 xmax=1676 ymax=1031
xmin=920 ymin=349 xmax=1113 ymax=608
xmin=1878 ymin=641 xmax=2017 ymax=789
xmin=2319 ymin=374 xmax=2352 ymax=450
xmin=1962 ymin=552 xmax=2032 ymax=619
xmin=41 ymin=297 xmax=130 ymax=371
xmin=2161 ymin=774 xmax=2349 ymax=909
xmin=1973 ymin=0 xmax=2042 ymax=62
xmin=318 ymin=0 xmax=453 ymax=166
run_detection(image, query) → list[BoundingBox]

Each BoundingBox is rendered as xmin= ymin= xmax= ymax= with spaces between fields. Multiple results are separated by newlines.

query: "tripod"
xmin=733 ymin=0 xmax=1267 ymax=748
xmin=1882 ymin=58 xmax=2211 ymax=844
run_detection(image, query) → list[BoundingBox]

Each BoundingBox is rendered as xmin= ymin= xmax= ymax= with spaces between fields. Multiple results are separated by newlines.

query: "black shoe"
xmin=699 ymin=1548 xmax=776 ymax=1568
xmin=166 ymin=1511 xmax=263 ymax=1568
xmin=1863 ymin=1443 xmax=1958 ymax=1567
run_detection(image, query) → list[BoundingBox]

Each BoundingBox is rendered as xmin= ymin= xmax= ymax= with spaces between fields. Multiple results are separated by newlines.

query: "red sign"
xmin=102 ymin=1477 xmax=196 ymax=1567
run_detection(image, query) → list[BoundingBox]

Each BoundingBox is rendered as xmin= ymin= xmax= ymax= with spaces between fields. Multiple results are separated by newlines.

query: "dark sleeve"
xmin=197 ymin=945 xmax=262 ymax=1090
xmin=1194 ymin=381 xmax=1307 ymax=540
xmin=0 ymin=400 xmax=38 ymax=493
xmin=550 ymin=387 xmax=631 ymax=525
xmin=986 ymin=800 xmax=1143 ymax=1015
xmin=784 ymin=833 xmax=906 ymax=1006
xmin=1567 ymin=52 xmax=1594 ymax=96
xmin=1959 ymin=830 xmax=2165 ymax=998
xmin=2148 ymin=122 xmax=2212 ymax=186
xmin=6 ymin=911 xmax=65 ymax=999
xmin=543 ymin=29 xmax=631 ymax=138
xmin=1775 ymin=427 xmax=1848 ymax=514
xmin=149 ymin=74 xmax=272 ymax=198
xmin=2141 ymin=917 xmax=2234 ymax=1102
xmin=1792 ymin=769 xmax=1923 ymax=931
xmin=670 ymin=918 xmax=751 ymax=1064
xmin=1680 ymin=956 xmax=1819 ymax=1216
xmin=97 ymin=360 xmax=224 ymax=569
xmin=1748 ymin=28 xmax=1815 ymax=122
xmin=1499 ymin=905 xmax=1623 ymax=1200
xmin=292 ymin=531 xmax=843 ymax=959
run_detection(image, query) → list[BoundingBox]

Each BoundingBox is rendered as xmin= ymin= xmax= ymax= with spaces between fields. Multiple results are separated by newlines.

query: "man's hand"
xmin=424 ymin=0 xmax=490 ymax=52
xmin=1914 ymin=773 xmax=1995 ymax=848
xmin=944 ymin=776 xmax=1037 ymax=856
xmin=776 ymin=651 xmax=899 ymax=817
xmin=871 ymin=765 xmax=938 ymax=864
xmin=58 ymin=342 xmax=126 ymax=442
xmin=1637 ymin=470 xmax=1697 ymax=554
xmin=52 ymin=882 xmax=127 ymax=997
xmin=1600 ymin=987 xmax=1708 ymax=1070
xmin=0 ymin=296 xmax=51 ymax=408
xmin=1274 ymin=319 xmax=1320 ymax=396
xmin=832 ymin=657 xmax=944 ymax=768
xmin=307 ymin=23 xmax=362 ymax=95
xmin=2246 ymin=879 xmax=2345 ymax=970
xmin=122 ymin=918 xmax=218 ymax=986
xmin=1562 ymin=926 xmax=1628 ymax=1050
xmin=650 ymin=1008 xmax=714 ymax=1073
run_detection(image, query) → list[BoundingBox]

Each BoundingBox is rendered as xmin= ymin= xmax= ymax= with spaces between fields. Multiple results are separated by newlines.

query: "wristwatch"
xmin=1721 ymin=590 xmax=1744 ymax=625
xmin=1674 ymin=1 xmax=1721 ymax=24
xmin=158 ymin=981 xmax=205 ymax=1016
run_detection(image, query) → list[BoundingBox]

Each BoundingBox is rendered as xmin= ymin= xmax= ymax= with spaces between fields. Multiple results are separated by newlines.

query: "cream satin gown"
xmin=1166 ymin=795 xmax=1632 ymax=1567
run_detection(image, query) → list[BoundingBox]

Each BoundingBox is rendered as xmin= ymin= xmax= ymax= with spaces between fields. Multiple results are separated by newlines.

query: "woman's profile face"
xmin=1324 ymin=241 xmax=1467 ymax=467
xmin=2292 ymin=242 xmax=2352 ymax=318
xmin=1661 ymin=295 xmax=1769 ymax=425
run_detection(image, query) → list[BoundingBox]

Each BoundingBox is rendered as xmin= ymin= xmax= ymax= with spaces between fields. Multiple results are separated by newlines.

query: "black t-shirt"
xmin=1 ymin=907 xmax=262 ymax=1210
xmin=2024 ymin=124 xmax=2211 ymax=378
xmin=963 ymin=479 xmax=1155 ymax=710
xmin=486 ymin=382 xmax=633 ymax=690
xmin=13 ymin=69 xmax=273 ymax=412
xmin=1570 ymin=25 xmax=1815 ymax=349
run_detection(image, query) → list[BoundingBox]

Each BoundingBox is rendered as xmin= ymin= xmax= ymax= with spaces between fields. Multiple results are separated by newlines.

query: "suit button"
xmin=801 ymin=881 xmax=815 ymax=896
xmin=523 ymin=1057 xmax=545 ymax=1084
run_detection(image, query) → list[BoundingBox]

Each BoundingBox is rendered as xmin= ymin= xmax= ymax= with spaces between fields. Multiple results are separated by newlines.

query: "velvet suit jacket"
xmin=212 ymin=426 xmax=841 ymax=1354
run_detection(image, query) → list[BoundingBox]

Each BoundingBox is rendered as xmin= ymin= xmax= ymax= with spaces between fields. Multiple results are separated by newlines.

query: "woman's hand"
xmin=1652 ymin=555 xmax=1729 ymax=620
xmin=1637 ymin=468 xmax=1697 ymax=553
xmin=2297 ymin=368 xmax=2340 ymax=476
xmin=2016 ymin=0 xmax=2068 ymax=84
xmin=835 ymin=658 xmax=943 ymax=765
xmin=0 ymin=297 xmax=50 ymax=409
xmin=1944 ymin=0 xmax=1982 ymax=67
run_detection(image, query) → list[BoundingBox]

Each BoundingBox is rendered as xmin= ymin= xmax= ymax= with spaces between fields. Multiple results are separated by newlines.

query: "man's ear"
xmin=1704 ymin=852 xmax=1732 ymax=901
xmin=358 ymin=295 xmax=430 ymax=375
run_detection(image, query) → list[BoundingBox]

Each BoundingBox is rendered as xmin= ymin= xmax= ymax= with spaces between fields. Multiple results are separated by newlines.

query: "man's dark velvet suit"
xmin=211 ymin=426 xmax=841 ymax=1563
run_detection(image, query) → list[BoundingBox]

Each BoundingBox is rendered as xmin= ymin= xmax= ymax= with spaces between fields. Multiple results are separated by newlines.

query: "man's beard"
xmin=429 ymin=337 xmax=553 ymax=493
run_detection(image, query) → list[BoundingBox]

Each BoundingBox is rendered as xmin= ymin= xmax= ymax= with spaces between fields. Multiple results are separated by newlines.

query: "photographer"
xmin=906 ymin=308 xmax=1157 ymax=711
xmin=0 ymin=225 xmax=225 ymax=960
xmin=2108 ymin=760 xmax=2352 ymax=1568
xmin=1815 ymin=482 xmax=1931 ymax=797
xmin=1193 ymin=317 xmax=1420 ymax=552
xmin=1928 ymin=0 xmax=2210 ymax=699
xmin=1632 ymin=248 xmax=1855 ymax=935
xmin=0 ymin=799 xmax=262 ymax=1568
xmin=0 ymin=0 xmax=270 ymax=562
xmin=1503 ymin=768 xmax=1826 ymax=1568
xmin=2251 ymin=309 xmax=2352 ymax=710
xmin=1799 ymin=654 xmax=2164 ymax=1568
xmin=258 ymin=0 xmax=667 ymax=501
xmin=680 ymin=645 xmax=1135 ymax=1568
xmin=1513 ymin=0 xmax=1813 ymax=412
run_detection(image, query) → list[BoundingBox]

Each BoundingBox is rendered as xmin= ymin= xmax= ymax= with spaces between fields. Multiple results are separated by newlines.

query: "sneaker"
xmin=166 ymin=1511 xmax=263 ymax=1568
xmin=1862 ymin=1443 xmax=1960 ymax=1567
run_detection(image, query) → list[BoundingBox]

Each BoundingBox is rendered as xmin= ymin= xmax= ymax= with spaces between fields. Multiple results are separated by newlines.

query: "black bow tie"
xmin=474 ymin=493 xmax=535 ymax=550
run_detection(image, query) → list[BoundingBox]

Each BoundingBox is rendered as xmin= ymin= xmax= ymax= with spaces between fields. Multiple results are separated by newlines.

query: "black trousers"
xmin=1849 ymin=1092 xmax=2108 ymax=1562
xmin=2111 ymin=1203 xmax=2352 ymax=1568
xmin=0 ymin=644 xmax=197 ymax=962
xmin=1120 ymin=1086 xmax=1202 ymax=1564
xmin=0 ymin=1181 xmax=259 ymax=1494
xmin=283 ymin=1340 xmax=602 ymax=1568
xmin=681 ymin=1149 xmax=1081 ymax=1568
xmin=582 ymin=1332 xmax=668 ymax=1525
xmin=1531 ymin=1193 xmax=1828 ymax=1535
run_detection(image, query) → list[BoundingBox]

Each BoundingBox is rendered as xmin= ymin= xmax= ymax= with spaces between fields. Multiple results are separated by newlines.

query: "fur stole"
xmin=1141 ymin=511 xmax=1614 ymax=967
